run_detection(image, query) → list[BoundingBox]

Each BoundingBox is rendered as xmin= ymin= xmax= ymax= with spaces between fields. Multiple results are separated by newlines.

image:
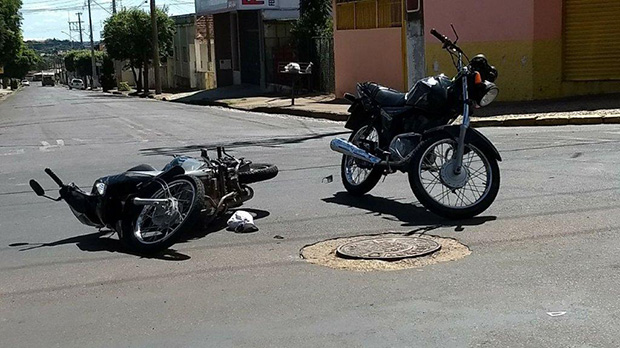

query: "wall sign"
xmin=239 ymin=0 xmax=278 ymax=9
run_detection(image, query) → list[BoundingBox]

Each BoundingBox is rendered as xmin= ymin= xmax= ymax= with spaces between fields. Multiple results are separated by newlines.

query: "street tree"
xmin=3 ymin=47 xmax=41 ymax=79
xmin=64 ymin=49 xmax=104 ymax=88
xmin=292 ymin=0 xmax=332 ymax=60
xmin=0 ymin=0 xmax=23 ymax=66
xmin=103 ymin=8 xmax=174 ymax=93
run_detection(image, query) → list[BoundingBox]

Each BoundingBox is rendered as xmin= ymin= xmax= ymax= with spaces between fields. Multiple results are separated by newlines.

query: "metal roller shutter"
xmin=563 ymin=0 xmax=620 ymax=81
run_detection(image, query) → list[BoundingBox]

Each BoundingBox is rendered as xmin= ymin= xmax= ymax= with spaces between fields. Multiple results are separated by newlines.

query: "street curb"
xmin=0 ymin=86 xmax=21 ymax=104
xmin=136 ymin=90 xmax=620 ymax=127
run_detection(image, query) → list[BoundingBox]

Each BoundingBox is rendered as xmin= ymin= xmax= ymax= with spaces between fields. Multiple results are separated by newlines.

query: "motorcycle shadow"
xmin=184 ymin=208 xmax=271 ymax=241
xmin=322 ymin=192 xmax=496 ymax=231
xmin=11 ymin=231 xmax=191 ymax=261
xmin=11 ymin=209 xmax=271 ymax=260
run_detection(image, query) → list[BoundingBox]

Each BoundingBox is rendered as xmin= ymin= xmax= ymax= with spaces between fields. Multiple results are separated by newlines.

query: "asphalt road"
xmin=1 ymin=84 xmax=620 ymax=347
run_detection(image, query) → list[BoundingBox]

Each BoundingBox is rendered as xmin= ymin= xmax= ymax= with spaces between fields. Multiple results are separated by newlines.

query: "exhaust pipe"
xmin=330 ymin=138 xmax=381 ymax=164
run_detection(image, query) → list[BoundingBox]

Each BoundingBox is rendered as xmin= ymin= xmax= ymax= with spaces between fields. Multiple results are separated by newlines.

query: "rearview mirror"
xmin=29 ymin=179 xmax=45 ymax=196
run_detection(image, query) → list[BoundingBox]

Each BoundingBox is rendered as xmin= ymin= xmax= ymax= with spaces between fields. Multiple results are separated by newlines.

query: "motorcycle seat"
xmin=375 ymin=88 xmax=406 ymax=107
xmin=364 ymin=83 xmax=406 ymax=107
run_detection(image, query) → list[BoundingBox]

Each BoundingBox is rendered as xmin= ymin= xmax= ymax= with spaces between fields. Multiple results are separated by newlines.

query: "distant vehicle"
xmin=42 ymin=75 xmax=55 ymax=87
xmin=69 ymin=78 xmax=84 ymax=90
xmin=21 ymin=80 xmax=30 ymax=86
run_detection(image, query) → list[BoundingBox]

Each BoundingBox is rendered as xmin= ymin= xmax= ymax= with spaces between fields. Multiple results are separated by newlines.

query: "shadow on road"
xmin=9 ymin=231 xmax=191 ymax=261
xmin=8 ymin=208 xmax=271 ymax=259
xmin=323 ymin=192 xmax=495 ymax=231
xmin=139 ymin=131 xmax=348 ymax=156
xmin=183 ymin=208 xmax=271 ymax=242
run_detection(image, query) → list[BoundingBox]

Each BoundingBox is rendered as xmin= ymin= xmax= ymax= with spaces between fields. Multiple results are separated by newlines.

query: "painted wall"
xmin=334 ymin=27 xmax=404 ymax=97
xmin=531 ymin=0 xmax=620 ymax=99
xmin=424 ymin=0 xmax=620 ymax=101
xmin=423 ymin=0 xmax=536 ymax=101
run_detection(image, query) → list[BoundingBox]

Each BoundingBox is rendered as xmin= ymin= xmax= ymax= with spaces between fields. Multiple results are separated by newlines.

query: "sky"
xmin=21 ymin=0 xmax=195 ymax=42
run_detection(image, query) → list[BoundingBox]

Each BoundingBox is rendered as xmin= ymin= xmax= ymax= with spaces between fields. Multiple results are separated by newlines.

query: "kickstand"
xmin=382 ymin=161 xmax=391 ymax=182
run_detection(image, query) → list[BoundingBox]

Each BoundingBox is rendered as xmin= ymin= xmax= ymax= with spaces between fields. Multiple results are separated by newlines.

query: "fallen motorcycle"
xmin=330 ymin=27 xmax=501 ymax=219
xmin=29 ymin=147 xmax=278 ymax=253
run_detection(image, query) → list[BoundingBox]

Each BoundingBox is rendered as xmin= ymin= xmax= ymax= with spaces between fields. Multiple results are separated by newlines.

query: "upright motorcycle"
xmin=29 ymin=147 xmax=278 ymax=253
xmin=330 ymin=27 xmax=501 ymax=219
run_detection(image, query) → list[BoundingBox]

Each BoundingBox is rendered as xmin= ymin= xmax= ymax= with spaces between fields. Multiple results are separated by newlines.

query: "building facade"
xmin=194 ymin=0 xmax=299 ymax=88
xmin=334 ymin=0 xmax=620 ymax=101
xmin=170 ymin=14 xmax=217 ymax=90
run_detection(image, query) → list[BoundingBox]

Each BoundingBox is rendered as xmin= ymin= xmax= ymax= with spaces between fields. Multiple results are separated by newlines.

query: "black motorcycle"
xmin=330 ymin=27 xmax=501 ymax=219
xmin=29 ymin=147 xmax=278 ymax=253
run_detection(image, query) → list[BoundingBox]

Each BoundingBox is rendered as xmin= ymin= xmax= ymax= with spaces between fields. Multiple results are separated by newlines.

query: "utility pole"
xmin=87 ymin=0 xmax=98 ymax=88
xmin=76 ymin=12 xmax=84 ymax=46
xmin=112 ymin=0 xmax=117 ymax=13
xmin=150 ymin=0 xmax=162 ymax=94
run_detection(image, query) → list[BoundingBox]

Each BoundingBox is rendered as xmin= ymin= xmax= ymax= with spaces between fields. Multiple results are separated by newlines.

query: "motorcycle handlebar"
xmin=430 ymin=28 xmax=463 ymax=54
xmin=45 ymin=168 xmax=64 ymax=187
xmin=430 ymin=29 xmax=449 ymax=44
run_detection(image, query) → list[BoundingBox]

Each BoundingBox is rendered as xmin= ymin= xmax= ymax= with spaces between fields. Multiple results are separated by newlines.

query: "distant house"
xmin=170 ymin=14 xmax=217 ymax=90
xmin=194 ymin=0 xmax=299 ymax=88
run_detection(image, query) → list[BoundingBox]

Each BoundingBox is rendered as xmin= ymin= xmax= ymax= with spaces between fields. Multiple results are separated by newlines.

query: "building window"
xmin=336 ymin=0 xmax=402 ymax=31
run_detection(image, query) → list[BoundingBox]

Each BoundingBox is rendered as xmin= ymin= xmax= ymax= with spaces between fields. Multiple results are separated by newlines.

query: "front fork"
xmin=453 ymin=59 xmax=470 ymax=175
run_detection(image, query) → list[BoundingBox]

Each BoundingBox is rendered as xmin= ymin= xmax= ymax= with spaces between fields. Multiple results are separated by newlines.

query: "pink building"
xmin=334 ymin=0 xmax=620 ymax=101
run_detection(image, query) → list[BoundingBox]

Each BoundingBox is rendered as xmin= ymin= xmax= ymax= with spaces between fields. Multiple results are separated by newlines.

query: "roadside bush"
xmin=118 ymin=81 xmax=131 ymax=91
xmin=10 ymin=79 xmax=18 ymax=89
xmin=100 ymin=74 xmax=116 ymax=92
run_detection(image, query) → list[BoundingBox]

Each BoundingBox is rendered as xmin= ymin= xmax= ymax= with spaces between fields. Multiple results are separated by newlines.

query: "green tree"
xmin=292 ymin=0 xmax=332 ymax=60
xmin=103 ymin=8 xmax=174 ymax=93
xmin=4 ymin=47 xmax=41 ymax=79
xmin=0 ymin=0 xmax=23 ymax=66
xmin=64 ymin=49 xmax=104 ymax=88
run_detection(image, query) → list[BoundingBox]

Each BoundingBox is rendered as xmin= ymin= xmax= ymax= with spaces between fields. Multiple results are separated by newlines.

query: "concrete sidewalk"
xmin=0 ymin=88 xmax=14 ymax=103
xmin=106 ymin=86 xmax=620 ymax=127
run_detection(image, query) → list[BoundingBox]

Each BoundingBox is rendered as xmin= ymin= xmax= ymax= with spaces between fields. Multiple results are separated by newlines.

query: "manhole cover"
xmin=336 ymin=236 xmax=441 ymax=260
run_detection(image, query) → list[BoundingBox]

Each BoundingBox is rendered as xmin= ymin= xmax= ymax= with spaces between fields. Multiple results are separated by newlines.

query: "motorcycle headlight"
xmin=478 ymin=81 xmax=499 ymax=107
xmin=95 ymin=182 xmax=106 ymax=195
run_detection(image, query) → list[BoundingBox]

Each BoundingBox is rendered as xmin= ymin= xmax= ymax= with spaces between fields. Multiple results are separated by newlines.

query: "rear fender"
xmin=344 ymin=100 xmax=370 ymax=131
xmin=422 ymin=125 xmax=502 ymax=162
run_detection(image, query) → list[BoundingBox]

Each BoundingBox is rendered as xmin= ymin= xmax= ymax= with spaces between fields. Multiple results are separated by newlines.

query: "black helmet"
xmin=469 ymin=54 xmax=498 ymax=82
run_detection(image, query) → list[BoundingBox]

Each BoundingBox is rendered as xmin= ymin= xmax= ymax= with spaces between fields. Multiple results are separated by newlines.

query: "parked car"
xmin=42 ymin=75 xmax=55 ymax=86
xmin=69 ymin=78 xmax=85 ymax=90
xmin=21 ymin=79 xmax=30 ymax=86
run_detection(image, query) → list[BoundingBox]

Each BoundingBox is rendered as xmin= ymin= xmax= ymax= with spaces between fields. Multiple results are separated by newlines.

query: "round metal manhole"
xmin=336 ymin=236 xmax=441 ymax=260
xmin=300 ymin=233 xmax=470 ymax=272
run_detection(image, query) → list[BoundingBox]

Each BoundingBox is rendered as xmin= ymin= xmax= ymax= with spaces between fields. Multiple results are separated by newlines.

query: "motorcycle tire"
xmin=120 ymin=175 xmax=205 ymax=254
xmin=238 ymin=163 xmax=278 ymax=184
xmin=340 ymin=125 xmax=383 ymax=196
xmin=408 ymin=134 xmax=500 ymax=220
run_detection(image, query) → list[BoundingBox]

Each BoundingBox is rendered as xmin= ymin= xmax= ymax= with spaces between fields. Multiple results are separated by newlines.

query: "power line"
xmin=91 ymin=0 xmax=112 ymax=14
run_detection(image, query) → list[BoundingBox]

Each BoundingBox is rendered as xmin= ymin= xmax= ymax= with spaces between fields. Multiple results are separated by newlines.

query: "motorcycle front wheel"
xmin=340 ymin=125 xmax=383 ymax=196
xmin=238 ymin=163 xmax=278 ymax=184
xmin=121 ymin=175 xmax=205 ymax=254
xmin=408 ymin=134 xmax=500 ymax=219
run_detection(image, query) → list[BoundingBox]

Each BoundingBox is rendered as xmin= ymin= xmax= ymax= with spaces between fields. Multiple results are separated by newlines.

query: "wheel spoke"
xmin=418 ymin=138 xmax=493 ymax=210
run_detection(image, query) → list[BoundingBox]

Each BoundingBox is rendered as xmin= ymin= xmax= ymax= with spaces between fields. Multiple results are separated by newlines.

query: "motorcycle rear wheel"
xmin=341 ymin=125 xmax=383 ymax=196
xmin=121 ymin=175 xmax=205 ymax=254
xmin=408 ymin=134 xmax=500 ymax=219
